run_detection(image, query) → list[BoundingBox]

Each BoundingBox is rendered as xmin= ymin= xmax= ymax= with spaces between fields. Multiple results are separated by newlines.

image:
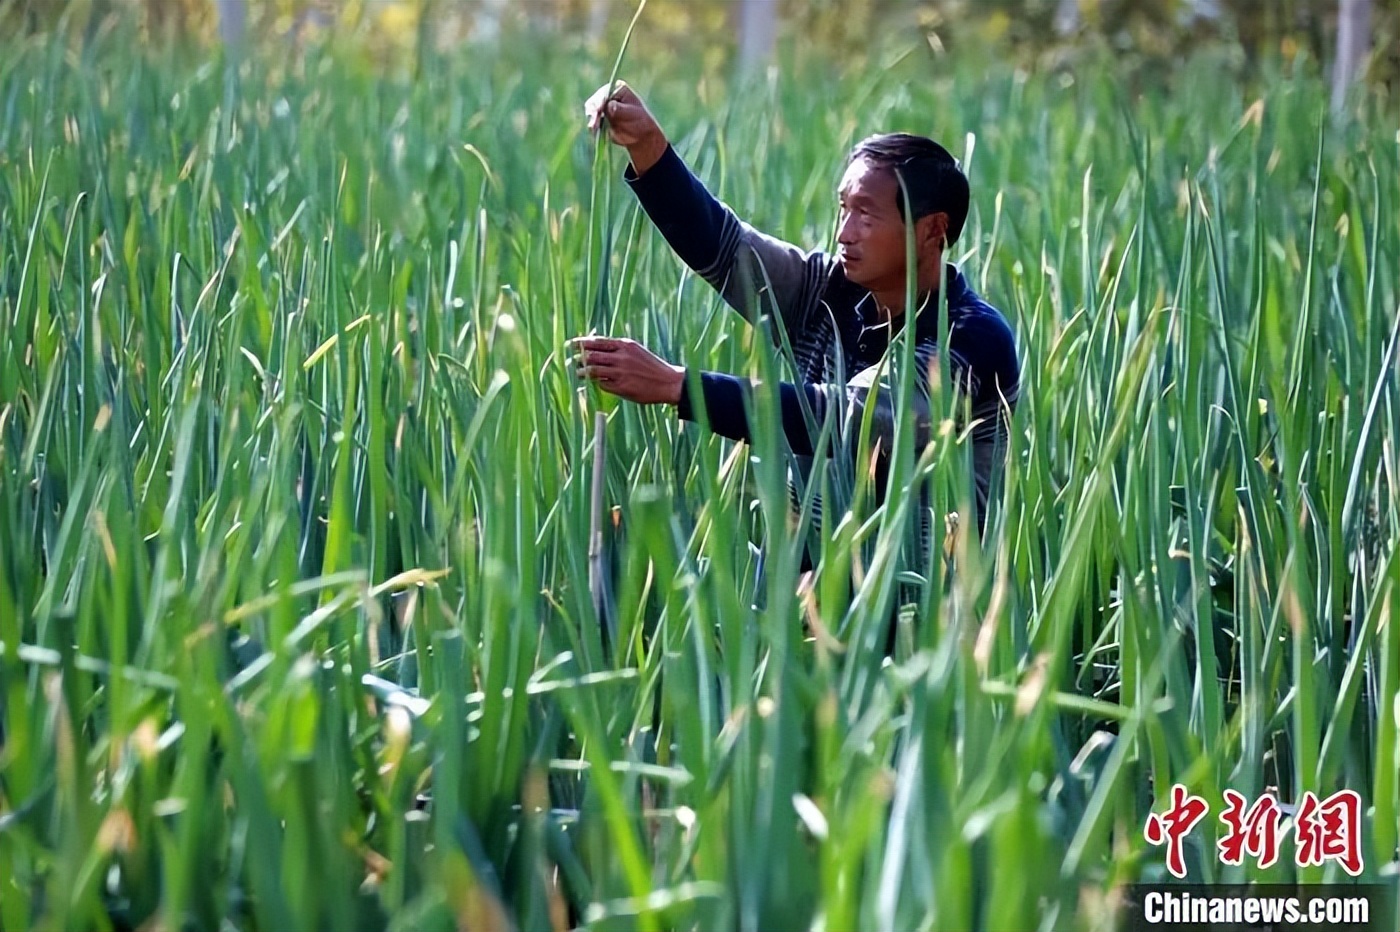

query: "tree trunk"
xmin=737 ymin=0 xmax=778 ymax=75
xmin=476 ymin=0 xmax=510 ymax=40
xmin=1331 ymin=0 xmax=1373 ymax=114
xmin=216 ymin=0 xmax=246 ymax=50
xmin=587 ymin=0 xmax=609 ymax=45
xmin=1189 ymin=0 xmax=1222 ymax=19
xmin=1054 ymin=0 xmax=1080 ymax=36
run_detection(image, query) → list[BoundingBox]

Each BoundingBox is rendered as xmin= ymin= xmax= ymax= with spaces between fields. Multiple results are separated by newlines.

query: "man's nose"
xmin=836 ymin=214 xmax=856 ymax=244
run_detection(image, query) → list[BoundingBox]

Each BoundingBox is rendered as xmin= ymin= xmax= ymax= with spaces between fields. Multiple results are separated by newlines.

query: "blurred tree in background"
xmin=1 ymin=0 xmax=1393 ymax=106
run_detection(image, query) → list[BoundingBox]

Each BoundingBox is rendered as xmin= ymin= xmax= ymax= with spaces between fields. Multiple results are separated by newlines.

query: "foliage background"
xmin=0 ymin=1 xmax=1397 ymax=931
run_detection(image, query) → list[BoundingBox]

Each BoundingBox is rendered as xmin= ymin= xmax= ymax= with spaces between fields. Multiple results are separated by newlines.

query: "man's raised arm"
xmin=585 ymin=81 xmax=830 ymax=339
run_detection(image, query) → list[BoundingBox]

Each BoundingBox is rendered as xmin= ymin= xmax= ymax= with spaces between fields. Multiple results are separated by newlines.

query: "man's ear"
xmin=916 ymin=212 xmax=949 ymax=251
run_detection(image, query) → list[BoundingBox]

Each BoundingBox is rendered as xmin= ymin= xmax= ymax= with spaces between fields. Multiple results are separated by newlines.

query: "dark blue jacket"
xmin=626 ymin=144 xmax=1020 ymax=561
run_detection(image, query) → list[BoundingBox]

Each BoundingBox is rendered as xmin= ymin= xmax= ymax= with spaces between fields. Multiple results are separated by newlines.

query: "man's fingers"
xmin=599 ymin=80 xmax=630 ymax=104
xmin=570 ymin=350 xmax=619 ymax=370
xmin=569 ymin=340 xmax=626 ymax=376
xmin=578 ymin=364 xmax=622 ymax=384
xmin=568 ymin=336 xmax=626 ymax=352
xmin=580 ymin=348 xmax=617 ymax=365
xmin=584 ymin=82 xmax=633 ymax=121
xmin=605 ymin=100 xmax=641 ymax=123
xmin=585 ymin=81 xmax=622 ymax=110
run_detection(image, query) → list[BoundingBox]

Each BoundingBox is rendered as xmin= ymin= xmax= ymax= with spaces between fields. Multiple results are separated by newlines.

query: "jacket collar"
xmin=853 ymin=264 xmax=969 ymax=357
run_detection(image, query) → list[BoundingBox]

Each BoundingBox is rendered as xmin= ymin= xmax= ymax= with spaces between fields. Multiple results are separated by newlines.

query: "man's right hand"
xmin=584 ymin=81 xmax=669 ymax=177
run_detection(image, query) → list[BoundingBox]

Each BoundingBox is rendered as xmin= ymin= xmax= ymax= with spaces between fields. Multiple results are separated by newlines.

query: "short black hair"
xmin=849 ymin=133 xmax=969 ymax=246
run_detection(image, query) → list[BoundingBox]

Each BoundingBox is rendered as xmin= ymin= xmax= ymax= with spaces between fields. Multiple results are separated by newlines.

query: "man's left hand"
xmin=570 ymin=336 xmax=685 ymax=406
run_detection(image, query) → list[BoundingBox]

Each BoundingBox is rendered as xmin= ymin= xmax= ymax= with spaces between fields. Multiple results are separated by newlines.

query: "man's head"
xmin=836 ymin=133 xmax=969 ymax=297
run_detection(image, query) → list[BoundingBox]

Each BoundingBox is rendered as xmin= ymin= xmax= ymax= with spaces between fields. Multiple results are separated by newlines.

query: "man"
xmin=574 ymin=81 xmax=1019 ymax=582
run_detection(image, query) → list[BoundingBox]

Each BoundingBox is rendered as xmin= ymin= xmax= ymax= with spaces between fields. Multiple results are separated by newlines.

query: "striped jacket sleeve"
xmin=679 ymin=329 xmax=1014 ymax=498
xmin=626 ymin=144 xmax=828 ymax=342
xmin=676 ymin=341 xmax=941 ymax=459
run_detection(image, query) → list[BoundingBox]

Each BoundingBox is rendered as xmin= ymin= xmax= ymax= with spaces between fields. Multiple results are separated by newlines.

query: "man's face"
xmin=836 ymin=157 xmax=945 ymax=295
xmin=836 ymin=157 xmax=908 ymax=292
